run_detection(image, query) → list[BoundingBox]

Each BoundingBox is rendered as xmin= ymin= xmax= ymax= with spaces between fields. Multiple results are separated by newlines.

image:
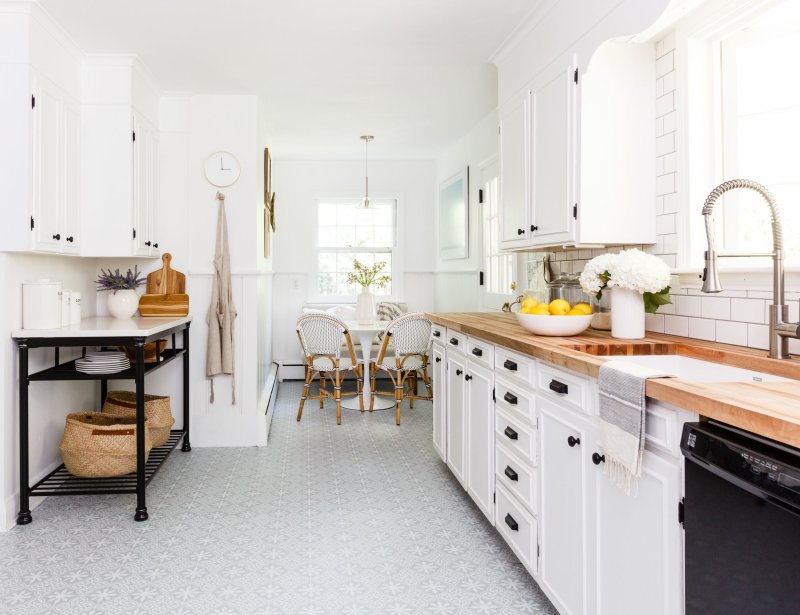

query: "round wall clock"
xmin=204 ymin=151 xmax=241 ymax=187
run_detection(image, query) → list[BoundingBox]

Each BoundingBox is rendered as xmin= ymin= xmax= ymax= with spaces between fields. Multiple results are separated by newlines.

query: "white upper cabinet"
xmin=132 ymin=112 xmax=160 ymax=257
xmin=494 ymin=0 xmax=668 ymax=249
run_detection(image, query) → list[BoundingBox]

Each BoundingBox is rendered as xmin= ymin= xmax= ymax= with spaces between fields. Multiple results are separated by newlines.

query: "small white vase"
xmin=107 ymin=289 xmax=139 ymax=319
xmin=357 ymin=288 xmax=376 ymax=324
xmin=610 ymin=287 xmax=645 ymax=339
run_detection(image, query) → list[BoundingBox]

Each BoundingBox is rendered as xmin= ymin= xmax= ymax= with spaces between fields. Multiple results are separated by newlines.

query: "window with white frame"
xmin=714 ymin=2 xmax=800 ymax=265
xmin=482 ymin=173 xmax=515 ymax=295
xmin=316 ymin=199 xmax=395 ymax=297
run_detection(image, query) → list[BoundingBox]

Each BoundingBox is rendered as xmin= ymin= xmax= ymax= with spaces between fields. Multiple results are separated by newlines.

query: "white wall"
xmin=271 ymin=158 xmax=436 ymax=367
xmin=0 ymin=253 xmax=99 ymax=530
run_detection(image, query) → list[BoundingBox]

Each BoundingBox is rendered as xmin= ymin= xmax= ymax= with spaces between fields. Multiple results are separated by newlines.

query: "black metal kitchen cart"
xmin=12 ymin=317 xmax=192 ymax=524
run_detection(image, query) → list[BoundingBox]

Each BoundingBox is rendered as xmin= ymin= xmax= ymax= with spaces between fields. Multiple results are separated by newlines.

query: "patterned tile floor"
xmin=0 ymin=382 xmax=557 ymax=615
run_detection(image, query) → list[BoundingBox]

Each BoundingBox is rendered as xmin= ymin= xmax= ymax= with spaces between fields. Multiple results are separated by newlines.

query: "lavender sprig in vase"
xmin=96 ymin=267 xmax=146 ymax=319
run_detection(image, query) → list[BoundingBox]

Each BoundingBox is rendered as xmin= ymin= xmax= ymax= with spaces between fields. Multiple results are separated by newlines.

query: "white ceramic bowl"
xmin=515 ymin=312 xmax=593 ymax=336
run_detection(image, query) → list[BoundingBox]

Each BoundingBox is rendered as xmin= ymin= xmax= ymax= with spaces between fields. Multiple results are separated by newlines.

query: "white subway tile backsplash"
xmin=662 ymin=32 xmax=676 ymax=54
xmin=747 ymin=323 xmax=769 ymax=350
xmin=662 ymin=193 xmax=678 ymax=214
xmin=688 ymin=317 xmax=716 ymax=341
xmin=659 ymin=254 xmax=677 ymax=268
xmin=661 ymin=152 xmax=677 ymax=175
xmin=656 ymin=51 xmax=674 ymax=78
xmin=656 ymin=173 xmax=676 ymax=195
xmin=701 ymin=296 xmax=730 ymax=320
xmin=661 ymin=233 xmax=678 ymax=254
xmin=731 ymin=298 xmax=766 ymax=324
xmin=662 ymin=111 xmax=677 ymax=133
xmin=655 ymin=39 xmax=665 ymax=58
xmin=675 ymin=294 xmax=702 ymax=317
xmin=665 ymin=315 xmax=688 ymax=337
xmin=656 ymin=92 xmax=675 ymax=117
xmin=656 ymin=213 xmax=676 ymax=234
xmin=715 ymin=320 xmax=748 ymax=346
xmin=656 ymin=132 xmax=675 ymax=156
xmin=645 ymin=313 xmax=665 ymax=333
xmin=661 ymin=70 xmax=676 ymax=95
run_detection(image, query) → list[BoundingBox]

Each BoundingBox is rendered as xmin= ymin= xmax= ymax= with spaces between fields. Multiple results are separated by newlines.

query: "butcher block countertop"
xmin=427 ymin=312 xmax=800 ymax=448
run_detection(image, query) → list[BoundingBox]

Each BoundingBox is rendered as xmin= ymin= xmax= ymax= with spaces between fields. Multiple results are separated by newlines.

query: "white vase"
xmin=107 ymin=289 xmax=139 ymax=319
xmin=357 ymin=288 xmax=376 ymax=324
xmin=610 ymin=287 xmax=645 ymax=339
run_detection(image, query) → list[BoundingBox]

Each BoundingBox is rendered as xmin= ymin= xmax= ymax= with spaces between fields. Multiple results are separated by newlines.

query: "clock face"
xmin=204 ymin=151 xmax=241 ymax=187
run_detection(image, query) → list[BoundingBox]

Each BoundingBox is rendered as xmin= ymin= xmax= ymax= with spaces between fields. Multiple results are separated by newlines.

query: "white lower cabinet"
xmin=431 ymin=343 xmax=446 ymax=463
xmin=539 ymin=398 xmax=594 ymax=615
xmin=445 ymin=352 xmax=467 ymax=486
xmin=592 ymin=448 xmax=683 ymax=615
xmin=496 ymin=482 xmax=538 ymax=575
xmin=465 ymin=362 xmax=495 ymax=523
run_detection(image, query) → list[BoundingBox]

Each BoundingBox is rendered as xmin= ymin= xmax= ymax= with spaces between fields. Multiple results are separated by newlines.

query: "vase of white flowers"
xmin=347 ymin=260 xmax=391 ymax=324
xmin=579 ymin=249 xmax=672 ymax=339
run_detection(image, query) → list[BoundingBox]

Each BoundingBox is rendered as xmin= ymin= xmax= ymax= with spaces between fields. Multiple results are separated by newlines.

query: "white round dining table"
xmin=341 ymin=320 xmax=395 ymax=410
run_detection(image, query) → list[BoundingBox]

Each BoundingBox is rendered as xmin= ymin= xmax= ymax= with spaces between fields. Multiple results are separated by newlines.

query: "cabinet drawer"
xmin=431 ymin=323 xmax=446 ymax=344
xmin=495 ymin=408 xmax=537 ymax=467
xmin=537 ymin=363 xmax=592 ymax=415
xmin=644 ymin=402 xmax=679 ymax=456
xmin=494 ymin=376 xmax=536 ymax=427
xmin=446 ymin=329 xmax=467 ymax=353
xmin=494 ymin=347 xmax=536 ymax=388
xmin=467 ymin=336 xmax=494 ymax=369
xmin=496 ymin=445 xmax=537 ymax=516
xmin=495 ymin=483 xmax=538 ymax=576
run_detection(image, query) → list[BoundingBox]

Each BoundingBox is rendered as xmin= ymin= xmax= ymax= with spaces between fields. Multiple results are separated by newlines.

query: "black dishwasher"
xmin=681 ymin=421 xmax=800 ymax=615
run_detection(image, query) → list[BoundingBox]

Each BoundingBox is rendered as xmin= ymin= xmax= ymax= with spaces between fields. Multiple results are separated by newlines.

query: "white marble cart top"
xmin=12 ymin=315 xmax=192 ymax=339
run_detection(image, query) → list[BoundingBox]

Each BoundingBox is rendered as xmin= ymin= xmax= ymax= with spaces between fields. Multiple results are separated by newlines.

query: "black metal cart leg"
xmin=182 ymin=323 xmax=191 ymax=452
xmin=134 ymin=340 xmax=148 ymax=522
xmin=100 ymin=379 xmax=107 ymax=411
xmin=17 ymin=341 xmax=32 ymax=525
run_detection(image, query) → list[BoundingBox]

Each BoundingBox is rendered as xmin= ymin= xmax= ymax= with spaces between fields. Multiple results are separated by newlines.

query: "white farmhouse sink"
xmin=609 ymin=355 xmax=789 ymax=383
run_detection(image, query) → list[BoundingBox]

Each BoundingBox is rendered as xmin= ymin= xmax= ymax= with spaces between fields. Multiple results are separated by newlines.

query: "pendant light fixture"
xmin=359 ymin=135 xmax=374 ymax=209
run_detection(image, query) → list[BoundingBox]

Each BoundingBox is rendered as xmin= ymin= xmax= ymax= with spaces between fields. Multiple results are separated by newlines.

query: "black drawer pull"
xmin=435 ymin=357 xmax=441 ymax=363
xmin=433 ymin=330 xmax=441 ymax=338
xmin=567 ymin=435 xmax=581 ymax=448
xmin=449 ymin=337 xmax=459 ymax=346
xmin=456 ymin=369 xmax=462 ymax=376
xmin=549 ymin=379 xmax=569 ymax=395
xmin=592 ymin=453 xmax=605 ymax=465
xmin=503 ymin=392 xmax=518 ymax=405
xmin=505 ymin=513 xmax=519 ymax=531
xmin=504 ymin=426 xmax=518 ymax=440
xmin=503 ymin=359 xmax=517 ymax=371
xmin=504 ymin=466 xmax=519 ymax=481
xmin=471 ymin=347 xmax=483 ymax=357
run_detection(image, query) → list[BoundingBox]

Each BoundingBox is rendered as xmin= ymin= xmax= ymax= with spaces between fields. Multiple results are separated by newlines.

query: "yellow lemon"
xmin=521 ymin=297 xmax=539 ymax=312
xmin=532 ymin=305 xmax=551 ymax=316
xmin=518 ymin=305 xmax=533 ymax=314
xmin=567 ymin=308 xmax=586 ymax=316
xmin=549 ymin=299 xmax=571 ymax=315
xmin=572 ymin=303 xmax=593 ymax=315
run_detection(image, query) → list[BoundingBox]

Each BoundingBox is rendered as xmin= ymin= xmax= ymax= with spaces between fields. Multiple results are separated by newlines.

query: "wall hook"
xmin=216 ymin=191 xmax=225 ymax=202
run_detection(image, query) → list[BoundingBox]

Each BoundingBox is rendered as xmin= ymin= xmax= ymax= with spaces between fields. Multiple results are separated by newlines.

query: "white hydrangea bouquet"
xmin=579 ymin=249 xmax=672 ymax=313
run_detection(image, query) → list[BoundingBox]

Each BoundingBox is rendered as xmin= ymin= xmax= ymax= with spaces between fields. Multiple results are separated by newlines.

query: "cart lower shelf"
xmin=29 ymin=430 xmax=186 ymax=497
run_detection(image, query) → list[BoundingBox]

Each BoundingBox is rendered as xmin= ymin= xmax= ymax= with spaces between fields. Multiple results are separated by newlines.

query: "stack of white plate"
xmin=75 ymin=351 xmax=131 ymax=374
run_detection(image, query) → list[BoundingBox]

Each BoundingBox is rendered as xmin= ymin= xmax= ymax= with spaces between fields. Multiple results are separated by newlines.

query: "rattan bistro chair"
xmin=296 ymin=314 xmax=363 ymax=425
xmin=369 ymin=313 xmax=433 ymax=425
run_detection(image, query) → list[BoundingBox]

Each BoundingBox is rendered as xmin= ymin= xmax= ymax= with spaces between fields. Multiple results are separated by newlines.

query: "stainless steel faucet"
xmin=701 ymin=179 xmax=799 ymax=359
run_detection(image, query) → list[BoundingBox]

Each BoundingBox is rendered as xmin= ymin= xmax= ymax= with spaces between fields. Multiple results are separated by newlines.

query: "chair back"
xmin=296 ymin=314 xmax=355 ymax=364
xmin=380 ymin=312 xmax=432 ymax=364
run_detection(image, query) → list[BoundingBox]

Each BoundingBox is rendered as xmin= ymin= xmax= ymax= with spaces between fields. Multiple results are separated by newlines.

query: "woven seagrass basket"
xmin=103 ymin=390 xmax=174 ymax=447
xmin=60 ymin=412 xmax=151 ymax=478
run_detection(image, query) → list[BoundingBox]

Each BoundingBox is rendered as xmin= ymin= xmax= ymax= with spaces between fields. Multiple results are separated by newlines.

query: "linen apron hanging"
xmin=206 ymin=198 xmax=237 ymax=404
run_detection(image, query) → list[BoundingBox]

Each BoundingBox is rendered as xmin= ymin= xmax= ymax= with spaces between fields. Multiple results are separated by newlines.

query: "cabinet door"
xmin=132 ymin=114 xmax=158 ymax=256
xmin=593 ymin=448 xmax=683 ymax=615
xmin=539 ymin=399 xmax=593 ymax=615
xmin=432 ymin=345 xmax=446 ymax=462
xmin=498 ymin=95 xmax=529 ymax=249
xmin=529 ymin=63 xmax=576 ymax=247
xmin=146 ymin=127 xmax=159 ymax=255
xmin=61 ymin=99 xmax=81 ymax=254
xmin=465 ymin=361 xmax=494 ymax=524
xmin=31 ymin=74 xmax=62 ymax=252
xmin=445 ymin=353 xmax=467 ymax=486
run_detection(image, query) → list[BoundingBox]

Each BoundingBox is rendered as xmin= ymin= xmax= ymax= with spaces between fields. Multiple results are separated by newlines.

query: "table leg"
xmin=17 ymin=341 xmax=32 ymax=526
xmin=134 ymin=340 xmax=148 ymax=522
xmin=181 ymin=324 xmax=191 ymax=452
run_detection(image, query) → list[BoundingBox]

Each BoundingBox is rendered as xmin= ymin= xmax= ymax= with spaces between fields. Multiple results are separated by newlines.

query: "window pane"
xmin=318 ymin=226 xmax=337 ymax=247
xmin=318 ymin=203 xmax=337 ymax=226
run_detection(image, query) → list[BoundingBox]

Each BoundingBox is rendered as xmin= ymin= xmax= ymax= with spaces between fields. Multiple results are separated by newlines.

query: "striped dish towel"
xmin=598 ymin=361 xmax=674 ymax=494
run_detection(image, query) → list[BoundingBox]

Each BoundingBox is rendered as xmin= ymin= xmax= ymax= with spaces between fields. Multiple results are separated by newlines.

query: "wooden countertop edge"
xmin=427 ymin=311 xmax=800 ymax=448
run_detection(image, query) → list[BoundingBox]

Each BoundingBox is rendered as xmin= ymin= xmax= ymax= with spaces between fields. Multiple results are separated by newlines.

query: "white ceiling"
xmin=40 ymin=0 xmax=535 ymax=159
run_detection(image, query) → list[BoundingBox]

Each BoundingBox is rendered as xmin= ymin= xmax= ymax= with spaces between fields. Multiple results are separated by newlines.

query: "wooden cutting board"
xmin=139 ymin=253 xmax=189 ymax=317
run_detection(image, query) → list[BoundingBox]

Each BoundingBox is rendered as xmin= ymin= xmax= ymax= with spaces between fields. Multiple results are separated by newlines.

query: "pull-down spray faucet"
xmin=701 ymin=179 xmax=799 ymax=359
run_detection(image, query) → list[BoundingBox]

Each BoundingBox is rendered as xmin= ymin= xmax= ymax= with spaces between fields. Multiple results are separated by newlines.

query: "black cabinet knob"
xmin=471 ymin=348 xmax=483 ymax=357
xmin=144 ymin=241 xmax=152 ymax=247
xmin=505 ymin=513 xmax=519 ymax=531
xmin=503 ymin=392 xmax=518 ymax=405
xmin=504 ymin=426 xmax=518 ymax=440
xmin=464 ymin=374 xmax=472 ymax=381
xmin=530 ymin=225 xmax=538 ymax=232
xmin=504 ymin=466 xmax=519 ymax=481
xmin=153 ymin=242 xmax=159 ymax=249
xmin=567 ymin=435 xmax=581 ymax=448
xmin=503 ymin=359 xmax=517 ymax=371
xmin=592 ymin=453 xmax=605 ymax=465
xmin=52 ymin=233 xmax=61 ymax=240
xmin=549 ymin=380 xmax=569 ymax=395
xmin=435 ymin=357 xmax=441 ymax=363
xmin=517 ymin=228 xmax=525 ymax=235
xmin=455 ymin=369 xmax=462 ymax=376
xmin=66 ymin=236 xmax=74 ymax=242
xmin=449 ymin=338 xmax=459 ymax=346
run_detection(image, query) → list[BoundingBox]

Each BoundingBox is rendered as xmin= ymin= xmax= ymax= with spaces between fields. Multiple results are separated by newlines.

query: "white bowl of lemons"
xmin=515 ymin=298 xmax=593 ymax=336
